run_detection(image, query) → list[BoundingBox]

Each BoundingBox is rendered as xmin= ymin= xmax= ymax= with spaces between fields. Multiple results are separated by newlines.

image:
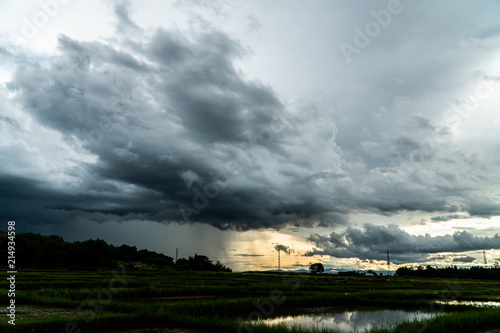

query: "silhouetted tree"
xmin=309 ymin=263 xmax=324 ymax=274
xmin=175 ymin=254 xmax=231 ymax=272
xmin=395 ymin=265 xmax=500 ymax=279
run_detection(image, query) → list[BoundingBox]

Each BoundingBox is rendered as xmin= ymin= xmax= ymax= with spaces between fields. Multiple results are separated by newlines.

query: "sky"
xmin=1 ymin=0 xmax=500 ymax=272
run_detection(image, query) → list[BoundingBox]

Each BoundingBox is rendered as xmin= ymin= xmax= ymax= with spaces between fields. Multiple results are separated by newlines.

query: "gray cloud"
xmin=452 ymin=256 xmax=476 ymax=263
xmin=431 ymin=214 xmax=471 ymax=222
xmin=305 ymin=224 xmax=500 ymax=264
xmin=273 ymin=244 xmax=293 ymax=254
xmin=290 ymin=262 xmax=309 ymax=268
xmin=114 ymin=0 xmax=140 ymax=33
xmin=2 ymin=19 xmax=344 ymax=230
xmin=1 ymin=1 xmax=500 ymax=234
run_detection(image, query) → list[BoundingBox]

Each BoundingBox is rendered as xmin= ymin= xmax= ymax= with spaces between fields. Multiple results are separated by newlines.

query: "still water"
xmin=436 ymin=300 xmax=500 ymax=307
xmin=255 ymin=309 xmax=439 ymax=332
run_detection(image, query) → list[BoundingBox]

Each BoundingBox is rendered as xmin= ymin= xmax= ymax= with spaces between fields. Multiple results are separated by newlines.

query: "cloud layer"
xmin=1 ymin=1 xmax=500 ymax=236
xmin=2 ymin=17 xmax=344 ymax=230
xmin=306 ymin=224 xmax=500 ymax=263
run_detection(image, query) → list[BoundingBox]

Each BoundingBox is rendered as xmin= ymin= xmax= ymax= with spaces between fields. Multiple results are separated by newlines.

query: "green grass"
xmin=1 ymin=269 xmax=499 ymax=332
xmin=372 ymin=308 xmax=500 ymax=333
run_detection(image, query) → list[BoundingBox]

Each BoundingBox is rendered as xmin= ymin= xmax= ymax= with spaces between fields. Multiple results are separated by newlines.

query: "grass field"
xmin=1 ymin=269 xmax=500 ymax=332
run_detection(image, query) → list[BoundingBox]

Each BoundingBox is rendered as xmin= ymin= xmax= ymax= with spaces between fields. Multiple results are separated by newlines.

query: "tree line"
xmin=0 ymin=231 xmax=231 ymax=272
xmin=396 ymin=264 xmax=500 ymax=279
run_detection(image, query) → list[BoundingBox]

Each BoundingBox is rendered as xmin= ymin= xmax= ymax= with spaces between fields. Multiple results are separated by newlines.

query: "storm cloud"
xmin=2 ymin=20 xmax=343 ymax=230
xmin=1 ymin=0 xmax=500 ymax=236
xmin=305 ymin=224 xmax=500 ymax=263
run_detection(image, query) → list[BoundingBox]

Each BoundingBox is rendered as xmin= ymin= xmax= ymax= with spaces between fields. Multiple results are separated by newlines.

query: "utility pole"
xmin=278 ymin=249 xmax=281 ymax=271
xmin=175 ymin=248 xmax=178 ymax=263
xmin=387 ymin=250 xmax=390 ymax=274
xmin=483 ymin=250 xmax=487 ymax=265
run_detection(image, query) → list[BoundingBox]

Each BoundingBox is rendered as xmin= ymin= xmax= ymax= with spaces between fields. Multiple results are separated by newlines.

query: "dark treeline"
xmin=396 ymin=265 xmax=500 ymax=279
xmin=0 ymin=231 xmax=231 ymax=272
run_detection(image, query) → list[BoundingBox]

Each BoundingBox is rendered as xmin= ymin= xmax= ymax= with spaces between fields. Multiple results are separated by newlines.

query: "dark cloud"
xmin=273 ymin=244 xmax=293 ymax=254
xmin=305 ymin=224 xmax=500 ymax=264
xmin=235 ymin=253 xmax=264 ymax=257
xmin=452 ymin=256 xmax=475 ymax=263
xmin=431 ymin=214 xmax=471 ymax=222
xmin=2 ymin=9 xmax=343 ymax=231
xmin=2 ymin=1 xmax=500 ymax=234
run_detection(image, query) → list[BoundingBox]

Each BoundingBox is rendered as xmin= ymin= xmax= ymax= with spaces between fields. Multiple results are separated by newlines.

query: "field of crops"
xmin=1 ymin=269 xmax=500 ymax=332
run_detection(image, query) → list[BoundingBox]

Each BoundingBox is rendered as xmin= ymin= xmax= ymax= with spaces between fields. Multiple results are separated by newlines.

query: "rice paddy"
xmin=1 ymin=269 xmax=499 ymax=332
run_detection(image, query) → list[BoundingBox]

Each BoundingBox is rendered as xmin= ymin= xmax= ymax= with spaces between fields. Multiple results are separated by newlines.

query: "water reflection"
xmin=256 ymin=310 xmax=438 ymax=332
xmin=436 ymin=300 xmax=500 ymax=307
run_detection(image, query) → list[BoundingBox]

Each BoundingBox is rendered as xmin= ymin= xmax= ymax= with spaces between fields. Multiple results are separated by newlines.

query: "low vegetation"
xmin=0 ymin=269 xmax=499 ymax=332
